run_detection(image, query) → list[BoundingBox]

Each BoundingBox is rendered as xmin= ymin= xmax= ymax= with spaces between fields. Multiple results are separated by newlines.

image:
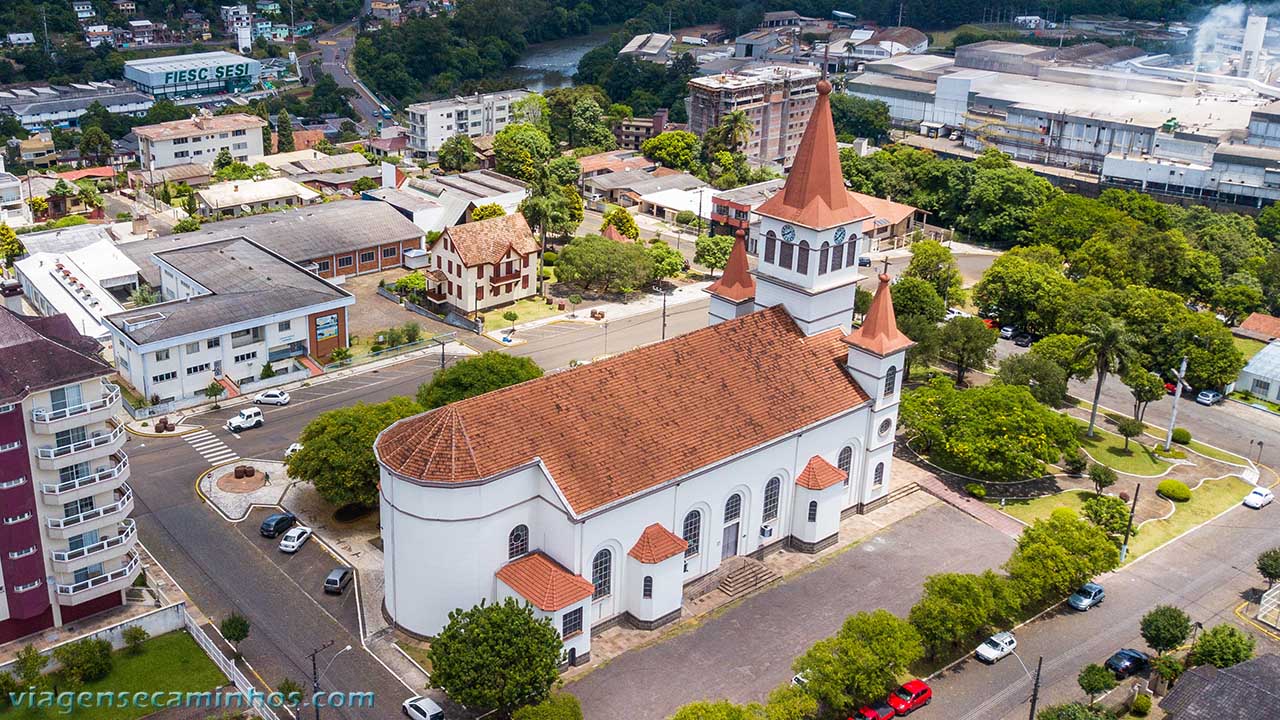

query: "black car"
xmin=259 ymin=512 xmax=297 ymax=538
xmin=1105 ymin=648 xmax=1151 ymax=679
xmin=858 ymin=256 xmax=873 ymax=267
xmin=1013 ymin=333 xmax=1035 ymax=347
xmin=324 ymin=567 xmax=354 ymax=595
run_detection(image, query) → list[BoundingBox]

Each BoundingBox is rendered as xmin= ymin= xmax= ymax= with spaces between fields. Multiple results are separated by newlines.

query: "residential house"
xmin=1159 ymin=654 xmax=1280 ymax=718
xmin=255 ymin=0 xmax=281 ymax=13
xmin=760 ymin=10 xmax=803 ymax=27
xmin=427 ymin=212 xmax=540 ymax=316
xmin=406 ymin=90 xmax=531 ymax=158
xmin=637 ymin=186 xmax=719 ymax=224
xmin=125 ymin=19 xmax=155 ymax=45
xmin=0 ymin=167 xmax=31 ymax=227
xmin=583 ymin=168 xmax=706 ymax=207
xmin=19 ymin=135 xmax=58 ymax=168
xmin=576 ymin=150 xmax=658 ymax=183
xmin=195 ymin=177 xmax=320 ymax=219
xmin=371 ymin=0 xmax=402 ymax=24
xmin=113 ymin=0 xmax=137 ymax=15
xmin=7 ymin=33 xmax=37 ymax=47
xmin=71 ymin=0 xmax=96 ymax=21
xmin=84 ymin=25 xmax=115 ymax=48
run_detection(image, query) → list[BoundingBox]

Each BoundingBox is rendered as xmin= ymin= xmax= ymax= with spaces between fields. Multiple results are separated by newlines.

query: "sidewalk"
xmin=894 ymin=457 xmax=1028 ymax=539
xmin=484 ymin=282 xmax=712 ymax=345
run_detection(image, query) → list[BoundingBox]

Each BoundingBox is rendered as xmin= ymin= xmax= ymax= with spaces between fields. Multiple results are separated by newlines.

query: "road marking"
xmin=184 ymin=431 xmax=240 ymax=466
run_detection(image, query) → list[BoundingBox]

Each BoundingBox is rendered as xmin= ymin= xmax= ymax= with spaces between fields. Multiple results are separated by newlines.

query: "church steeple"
xmin=705 ymin=229 xmax=756 ymax=326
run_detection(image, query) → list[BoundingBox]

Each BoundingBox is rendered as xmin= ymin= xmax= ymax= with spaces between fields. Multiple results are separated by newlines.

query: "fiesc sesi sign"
xmin=162 ymin=63 xmax=249 ymax=85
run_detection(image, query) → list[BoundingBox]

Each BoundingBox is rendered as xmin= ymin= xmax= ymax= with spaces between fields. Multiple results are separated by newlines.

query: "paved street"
xmin=308 ymin=20 xmax=384 ymax=127
xmin=567 ymin=504 xmax=1015 ymax=720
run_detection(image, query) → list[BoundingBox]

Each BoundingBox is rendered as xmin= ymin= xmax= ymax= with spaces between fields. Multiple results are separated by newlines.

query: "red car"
xmin=1165 ymin=382 xmax=1177 ymax=394
xmin=852 ymin=700 xmax=896 ymax=720
xmin=886 ymin=680 xmax=932 ymax=715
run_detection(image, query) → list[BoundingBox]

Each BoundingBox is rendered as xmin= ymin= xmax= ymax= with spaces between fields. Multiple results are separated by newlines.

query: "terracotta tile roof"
xmin=628 ymin=523 xmax=688 ymax=563
xmin=1240 ymin=312 xmax=1280 ymax=340
xmin=377 ymin=305 xmax=871 ymax=514
xmin=706 ymin=229 xmax=755 ymax=302
xmin=754 ymin=80 xmax=872 ymax=231
xmin=495 ymin=552 xmax=594 ymax=612
xmin=444 ymin=213 xmax=539 ymax=267
xmin=844 ymin=273 xmax=914 ymax=357
xmin=601 ymin=223 xmax=629 ymax=243
xmin=851 ymin=192 xmax=917 ymax=226
xmin=795 ymin=455 xmax=846 ymax=490
xmin=57 ymin=166 xmax=116 ymax=181
xmin=578 ymin=150 xmax=654 ymax=176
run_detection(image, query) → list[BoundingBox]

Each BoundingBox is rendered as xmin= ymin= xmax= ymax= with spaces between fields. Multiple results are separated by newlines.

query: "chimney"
xmin=131 ymin=215 xmax=148 ymax=235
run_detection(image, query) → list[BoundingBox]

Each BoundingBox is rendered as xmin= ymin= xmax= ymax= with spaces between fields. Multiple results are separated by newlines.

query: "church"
xmin=373 ymin=78 xmax=914 ymax=666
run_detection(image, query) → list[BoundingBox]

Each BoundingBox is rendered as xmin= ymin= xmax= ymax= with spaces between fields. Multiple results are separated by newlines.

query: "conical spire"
xmin=754 ymin=79 xmax=870 ymax=230
xmin=601 ymin=223 xmax=628 ymax=243
xmin=844 ymin=273 xmax=913 ymax=356
xmin=706 ymin=229 xmax=755 ymax=302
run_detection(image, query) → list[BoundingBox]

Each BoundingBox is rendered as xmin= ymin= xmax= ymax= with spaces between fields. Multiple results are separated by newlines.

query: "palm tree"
xmin=519 ymin=166 xmax=569 ymax=295
xmin=1076 ymin=318 xmax=1139 ymax=438
xmin=718 ymin=110 xmax=753 ymax=154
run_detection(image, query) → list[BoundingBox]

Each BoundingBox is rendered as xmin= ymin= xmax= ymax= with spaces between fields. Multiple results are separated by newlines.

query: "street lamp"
xmin=1164 ymin=356 xmax=1189 ymax=452
xmin=308 ymin=642 xmax=352 ymax=720
xmin=319 ymin=644 xmax=352 ymax=683
xmin=1251 ymin=439 xmax=1265 ymax=464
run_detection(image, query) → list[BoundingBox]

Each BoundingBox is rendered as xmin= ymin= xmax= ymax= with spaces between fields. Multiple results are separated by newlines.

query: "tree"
xmin=1124 ymin=370 xmax=1165 ymax=423
xmin=899 ymin=314 xmax=940 ymax=379
xmin=1077 ymin=319 xmax=1138 ymax=438
xmin=205 ymin=380 xmax=226 ymax=404
xmin=220 ymin=613 xmax=251 ymax=658
xmin=648 ymin=241 xmax=684 ymax=281
xmin=567 ymin=98 xmax=615 ymax=150
xmin=1088 ymin=464 xmax=1117 ymax=495
xmin=938 ymin=316 xmax=996 ymax=384
xmin=1077 ymin=663 xmax=1116 ymax=705
xmin=1031 ymin=334 xmax=1094 ymax=382
xmin=1258 ymin=548 xmax=1280 ymax=588
xmin=1213 ymin=282 xmax=1263 ymax=325
xmin=494 ymin=123 xmax=555 ymax=182
xmin=762 ymin=685 xmax=817 ymax=720
xmin=27 ymin=196 xmax=48 ymax=218
xmin=601 ymin=206 xmax=639 ymax=240
xmin=713 ymin=110 xmax=753 ymax=154
xmin=671 ymin=701 xmax=760 ymax=720
xmin=13 ymin=644 xmax=48 ymax=692
xmin=78 ymin=125 xmax=113 ymax=166
xmin=640 ymin=130 xmax=702 ymax=171
xmin=908 ymin=573 xmax=996 ymax=658
xmin=1081 ymin=492 xmax=1129 ymax=537
xmin=889 ymin=276 xmax=945 ymax=324
xmin=0 ymin=223 xmax=24 ymax=267
xmin=996 ymin=353 xmax=1068 ymax=407
xmin=122 ymin=625 xmax=149 ymax=654
xmin=567 ymin=293 xmax=583 ymax=316
xmin=792 ymin=609 xmax=923 ymax=711
xmin=278 ymin=678 xmax=304 ymax=708
xmin=828 ymin=94 xmax=891 ymax=141
xmin=417 ymin=352 xmax=543 ymax=409
xmin=556 ymin=235 xmax=653 ymax=293
xmin=547 ymin=155 xmax=582 ymax=186
xmin=1005 ymin=508 xmax=1120 ymax=604
xmin=438 ymin=134 xmax=476 ymax=172
xmin=694 ymin=234 xmax=735 ymax=278
xmin=503 ymin=310 xmax=519 ymax=333
xmin=512 ymin=693 xmax=583 ymax=720
xmin=1116 ymin=417 xmax=1144 ymax=450
xmin=1140 ymin=605 xmax=1192 ymax=655
xmin=276 ymin=110 xmax=295 ymax=152
xmin=185 ymin=193 xmax=198 ymax=215
xmin=472 ymin=203 xmax=506 ymax=221
xmin=53 ymin=638 xmax=112 ymax=685
xmin=287 ymin=396 xmax=424 ymax=507
xmin=173 ymin=217 xmax=201 ymax=233
xmin=1187 ymin=623 xmax=1255 ymax=668
xmin=213 ymin=147 xmax=234 ymax=171
xmin=351 ymin=176 xmax=379 ymax=192
xmin=428 ymin=598 xmax=562 ymax=715
xmin=959 ymin=165 xmax=1057 ymax=245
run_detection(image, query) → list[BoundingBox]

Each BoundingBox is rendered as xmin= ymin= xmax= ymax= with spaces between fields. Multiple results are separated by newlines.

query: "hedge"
xmin=1157 ymin=479 xmax=1191 ymax=502
xmin=1172 ymin=427 xmax=1191 ymax=444
xmin=965 ymin=482 xmax=986 ymax=499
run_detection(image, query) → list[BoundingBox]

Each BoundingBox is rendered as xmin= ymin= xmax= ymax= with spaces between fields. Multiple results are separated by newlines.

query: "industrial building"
xmin=405 ymin=90 xmax=531 ymax=159
xmin=686 ymin=64 xmax=821 ymax=168
xmin=123 ymin=51 xmax=261 ymax=99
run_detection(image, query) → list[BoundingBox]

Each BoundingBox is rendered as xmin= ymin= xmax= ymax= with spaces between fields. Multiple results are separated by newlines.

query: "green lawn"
xmin=1233 ymin=335 xmax=1267 ymax=360
xmin=2 ymin=630 xmax=226 ymax=719
xmin=1077 ymin=424 xmax=1171 ymax=476
xmin=1124 ymin=476 xmax=1252 ymax=561
xmin=396 ymin=640 xmax=432 ymax=673
xmin=995 ymin=489 xmax=1092 ymax=525
xmin=498 ymin=296 xmax=569 ymax=326
xmin=1185 ymin=439 xmax=1248 ymax=465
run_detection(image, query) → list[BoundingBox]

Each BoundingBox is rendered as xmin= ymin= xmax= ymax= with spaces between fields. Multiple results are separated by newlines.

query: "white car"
xmin=254 ymin=389 xmax=290 ymax=406
xmin=278 ymin=526 xmax=313 ymax=553
xmin=285 ymin=442 xmax=303 ymax=460
xmin=225 ymin=407 xmax=264 ymax=432
xmin=975 ymin=631 xmax=1017 ymax=664
xmin=1244 ymin=487 xmax=1275 ymax=509
xmin=791 ymin=671 xmax=808 ymax=687
xmin=402 ymin=696 xmax=445 ymax=720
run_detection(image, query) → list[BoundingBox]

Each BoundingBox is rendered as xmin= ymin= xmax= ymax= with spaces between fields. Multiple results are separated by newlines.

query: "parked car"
xmin=278 ymin=525 xmax=313 ymax=553
xmin=886 ymin=680 xmax=932 ymax=715
xmin=975 ymin=631 xmax=1017 ymax=663
xmin=1106 ymin=648 xmax=1151 ymax=679
xmin=1244 ymin=487 xmax=1275 ymax=509
xmin=254 ymin=389 xmax=290 ymax=406
xmin=402 ymin=696 xmax=445 ymax=720
xmin=1068 ymin=582 xmax=1105 ymax=611
xmin=259 ymin=512 xmax=297 ymax=538
xmin=854 ymin=700 xmax=897 ymax=720
xmin=791 ymin=671 xmax=808 ymax=687
xmin=1195 ymin=390 xmax=1223 ymax=406
xmin=999 ymin=326 xmax=1017 ymax=340
xmin=1013 ymin=333 xmax=1035 ymax=347
xmin=945 ymin=308 xmax=971 ymax=320
xmin=324 ymin=567 xmax=354 ymax=595
xmin=1164 ymin=382 xmax=1178 ymax=395
xmin=285 ymin=442 xmax=303 ymax=459
xmin=858 ymin=256 xmax=873 ymax=267
xmin=226 ymin=407 xmax=264 ymax=432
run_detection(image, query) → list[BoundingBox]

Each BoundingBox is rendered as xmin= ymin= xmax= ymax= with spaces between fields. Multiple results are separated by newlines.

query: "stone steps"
xmin=718 ymin=557 xmax=780 ymax=598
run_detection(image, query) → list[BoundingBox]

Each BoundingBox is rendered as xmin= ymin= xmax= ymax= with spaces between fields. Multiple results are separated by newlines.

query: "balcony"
xmin=45 ymin=484 xmax=134 ymax=539
xmin=36 ymin=420 xmax=126 ymax=471
xmin=30 ymin=381 xmax=120 ymax=434
xmin=488 ymin=269 xmax=523 ymax=286
xmin=55 ymin=552 xmax=141 ymax=605
xmin=51 ymin=519 xmax=137 ymax=572
xmin=41 ymin=452 xmax=129 ymax=504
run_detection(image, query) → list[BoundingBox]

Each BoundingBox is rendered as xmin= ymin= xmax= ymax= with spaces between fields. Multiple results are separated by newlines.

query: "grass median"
xmin=1125 ymin=476 xmax=1252 ymax=560
xmin=1077 ymin=423 xmax=1170 ymax=476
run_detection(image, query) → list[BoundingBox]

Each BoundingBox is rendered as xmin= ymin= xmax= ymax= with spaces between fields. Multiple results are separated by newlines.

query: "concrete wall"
xmin=0 ymin=602 xmax=186 ymax=674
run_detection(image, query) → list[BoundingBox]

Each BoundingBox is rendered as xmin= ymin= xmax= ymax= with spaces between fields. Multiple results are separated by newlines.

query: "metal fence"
xmin=183 ymin=609 xmax=279 ymax=720
xmin=1260 ymin=584 xmax=1280 ymax=631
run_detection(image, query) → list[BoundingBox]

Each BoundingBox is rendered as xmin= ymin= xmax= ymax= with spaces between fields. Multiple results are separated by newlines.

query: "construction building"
xmin=686 ymin=64 xmax=821 ymax=168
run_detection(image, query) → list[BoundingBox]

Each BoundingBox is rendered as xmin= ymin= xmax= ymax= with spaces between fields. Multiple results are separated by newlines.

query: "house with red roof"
xmin=374 ymin=79 xmax=912 ymax=666
xmin=426 ymin=213 xmax=540 ymax=316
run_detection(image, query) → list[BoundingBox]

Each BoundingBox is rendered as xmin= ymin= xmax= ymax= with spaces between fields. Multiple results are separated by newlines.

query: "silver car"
xmin=975 ymin=631 xmax=1016 ymax=663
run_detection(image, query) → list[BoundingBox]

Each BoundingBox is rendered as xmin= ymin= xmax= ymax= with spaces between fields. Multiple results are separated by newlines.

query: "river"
xmin=508 ymin=28 xmax=615 ymax=91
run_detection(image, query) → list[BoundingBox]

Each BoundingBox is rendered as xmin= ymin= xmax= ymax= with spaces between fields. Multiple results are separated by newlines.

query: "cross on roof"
xmin=880 ymin=256 xmax=891 ymax=275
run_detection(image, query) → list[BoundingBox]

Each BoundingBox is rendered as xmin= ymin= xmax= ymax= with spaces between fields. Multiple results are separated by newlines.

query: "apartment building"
xmin=686 ymin=64 xmax=821 ymax=168
xmin=0 ymin=166 xmax=31 ymax=227
xmin=134 ymin=111 xmax=266 ymax=170
xmin=0 ymin=308 xmax=139 ymax=643
xmin=613 ymin=109 xmax=670 ymax=150
xmin=406 ymin=90 xmax=531 ymax=158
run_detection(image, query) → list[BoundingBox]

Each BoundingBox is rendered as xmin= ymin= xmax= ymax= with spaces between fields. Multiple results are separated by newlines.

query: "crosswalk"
xmin=185 ymin=430 xmax=240 ymax=467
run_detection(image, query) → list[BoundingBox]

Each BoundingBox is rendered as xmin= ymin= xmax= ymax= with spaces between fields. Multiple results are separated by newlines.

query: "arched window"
xmin=683 ymin=511 xmax=701 ymax=557
xmin=643 ymin=576 xmax=653 ymax=599
xmin=818 ymin=242 xmax=830 ymax=274
xmin=830 ymin=244 xmax=844 ymax=271
xmin=873 ymin=462 xmax=885 ymax=486
xmin=846 ymin=242 xmax=858 ymax=267
xmin=885 ymin=365 xmax=898 ymax=396
xmin=796 ymin=241 xmax=810 ymax=274
xmin=764 ymin=232 xmax=777 ymax=264
xmin=838 ymin=447 xmax=853 ymax=487
xmin=724 ymin=494 xmax=742 ymax=523
xmin=807 ymin=501 xmax=818 ymax=522
xmin=508 ymin=525 xmax=528 ymax=559
xmin=592 ymin=549 xmax=612 ymax=599
xmin=763 ymin=477 xmax=781 ymax=522
xmin=779 ymin=241 xmax=794 ymax=270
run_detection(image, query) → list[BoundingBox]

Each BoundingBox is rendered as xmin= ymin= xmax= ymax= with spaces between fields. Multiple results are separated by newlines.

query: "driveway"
xmin=565 ymin=504 xmax=1015 ymax=719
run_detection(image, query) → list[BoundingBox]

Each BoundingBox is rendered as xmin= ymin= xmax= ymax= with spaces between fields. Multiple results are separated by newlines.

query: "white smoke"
xmin=1192 ymin=3 xmax=1280 ymax=70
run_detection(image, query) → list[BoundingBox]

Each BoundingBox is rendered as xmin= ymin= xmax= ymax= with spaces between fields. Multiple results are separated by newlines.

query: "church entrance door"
xmin=721 ymin=523 xmax=739 ymax=560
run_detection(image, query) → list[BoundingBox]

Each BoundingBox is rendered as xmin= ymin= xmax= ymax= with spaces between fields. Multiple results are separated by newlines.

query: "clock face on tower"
xmin=833 ymin=227 xmax=847 ymax=245
xmin=781 ymin=224 xmax=795 ymax=243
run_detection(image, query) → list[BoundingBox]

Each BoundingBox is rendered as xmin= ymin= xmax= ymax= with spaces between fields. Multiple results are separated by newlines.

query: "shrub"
xmin=1151 ymin=655 xmax=1184 ymax=682
xmin=965 ymin=482 xmax=986 ymax=499
xmin=369 ymin=344 xmax=384 ymax=354
xmin=512 ymin=693 xmax=582 ymax=720
xmin=1130 ymin=694 xmax=1152 ymax=716
xmin=53 ymin=638 xmax=113 ymax=685
xmin=1157 ymin=479 xmax=1191 ymax=502
xmin=122 ymin=626 xmax=149 ymax=654
xmin=1063 ymin=451 xmax=1088 ymax=476
xmin=403 ymin=321 xmax=422 ymax=344
xmin=542 ymin=251 xmax=558 ymax=266
xmin=540 ymin=268 xmax=553 ymax=280
xmin=1172 ymin=427 xmax=1191 ymax=444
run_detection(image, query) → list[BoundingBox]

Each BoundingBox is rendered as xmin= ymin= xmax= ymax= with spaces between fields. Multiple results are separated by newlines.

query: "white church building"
xmin=374 ymin=79 xmax=915 ymax=666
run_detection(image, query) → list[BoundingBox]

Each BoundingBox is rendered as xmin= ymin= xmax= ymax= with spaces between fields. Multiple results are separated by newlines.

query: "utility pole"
xmin=658 ymin=283 xmax=668 ymax=340
xmin=1027 ymin=656 xmax=1044 ymax=720
xmin=307 ymin=640 xmax=334 ymax=720
xmin=1164 ymin=356 xmax=1189 ymax=451
xmin=41 ymin=5 xmax=50 ymax=55
xmin=1120 ymin=483 xmax=1141 ymax=563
